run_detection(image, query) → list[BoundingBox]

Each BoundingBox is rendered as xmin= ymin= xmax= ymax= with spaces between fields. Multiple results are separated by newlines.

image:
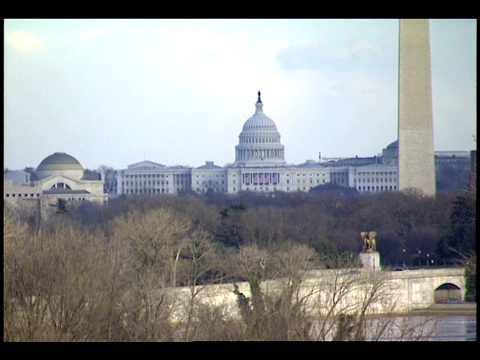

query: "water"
xmin=424 ymin=315 xmax=477 ymax=341
xmin=311 ymin=314 xmax=476 ymax=341
xmin=372 ymin=315 xmax=477 ymax=341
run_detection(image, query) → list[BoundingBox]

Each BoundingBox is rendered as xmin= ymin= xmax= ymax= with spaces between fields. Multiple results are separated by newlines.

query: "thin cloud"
xmin=6 ymin=31 xmax=46 ymax=54
xmin=277 ymin=39 xmax=389 ymax=73
xmin=352 ymin=39 xmax=383 ymax=56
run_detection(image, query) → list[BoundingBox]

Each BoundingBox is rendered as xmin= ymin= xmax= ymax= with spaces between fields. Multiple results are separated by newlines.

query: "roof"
xmin=241 ymin=98 xmax=278 ymax=132
xmin=82 ymin=172 xmax=102 ymax=180
xmin=356 ymin=164 xmax=398 ymax=170
xmin=196 ymin=161 xmax=223 ymax=170
xmin=386 ymin=140 xmax=398 ymax=149
xmin=127 ymin=160 xmax=166 ymax=170
xmin=37 ymin=152 xmax=83 ymax=171
xmin=4 ymin=170 xmax=30 ymax=186
xmin=43 ymin=189 xmax=91 ymax=195
xmin=297 ymin=160 xmax=325 ymax=169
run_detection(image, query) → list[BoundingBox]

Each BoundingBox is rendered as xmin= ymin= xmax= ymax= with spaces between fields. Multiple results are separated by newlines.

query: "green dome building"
xmin=36 ymin=152 xmax=84 ymax=181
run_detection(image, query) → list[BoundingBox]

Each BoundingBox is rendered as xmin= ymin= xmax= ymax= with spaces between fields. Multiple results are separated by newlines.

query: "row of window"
xmin=125 ymin=188 xmax=170 ymax=194
xmin=292 ymin=179 xmax=326 ymax=184
xmin=125 ymin=174 xmax=169 ymax=178
xmin=244 ymin=185 xmax=317 ymax=192
xmin=358 ymin=185 xmax=397 ymax=192
xmin=124 ymin=173 xmax=188 ymax=179
xmin=357 ymin=177 xmax=397 ymax=183
xmin=296 ymin=173 xmax=328 ymax=177
xmin=196 ymin=180 xmax=225 ymax=185
xmin=195 ymin=174 xmax=225 ymax=177
xmin=5 ymin=193 xmax=41 ymax=198
xmin=357 ymin=171 xmax=396 ymax=176
xmin=123 ymin=180 xmax=169 ymax=186
xmin=244 ymin=187 xmax=278 ymax=192
xmin=245 ymin=125 xmax=275 ymax=130
xmin=5 ymin=193 xmax=88 ymax=201
xmin=239 ymin=137 xmax=279 ymax=144
xmin=236 ymin=149 xmax=284 ymax=159
xmin=243 ymin=173 xmax=280 ymax=186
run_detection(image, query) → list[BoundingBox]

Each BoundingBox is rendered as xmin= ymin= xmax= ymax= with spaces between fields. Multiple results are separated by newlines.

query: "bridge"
xmin=377 ymin=267 xmax=466 ymax=311
xmin=166 ymin=267 xmax=467 ymax=320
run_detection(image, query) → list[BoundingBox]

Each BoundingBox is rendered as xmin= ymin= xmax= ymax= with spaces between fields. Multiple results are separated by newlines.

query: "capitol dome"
xmin=234 ymin=92 xmax=286 ymax=167
xmin=36 ymin=152 xmax=84 ymax=180
xmin=241 ymin=108 xmax=278 ymax=132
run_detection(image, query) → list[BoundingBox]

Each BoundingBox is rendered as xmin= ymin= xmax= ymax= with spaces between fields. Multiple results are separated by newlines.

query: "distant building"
xmin=116 ymin=160 xmax=191 ymax=195
xmin=4 ymin=152 xmax=108 ymax=220
xmin=434 ymin=151 xmax=473 ymax=193
xmin=354 ymin=164 xmax=398 ymax=193
xmin=381 ymin=140 xmax=399 ymax=166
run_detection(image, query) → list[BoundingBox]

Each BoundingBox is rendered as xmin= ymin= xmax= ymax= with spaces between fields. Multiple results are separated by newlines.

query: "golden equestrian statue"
xmin=360 ymin=231 xmax=377 ymax=252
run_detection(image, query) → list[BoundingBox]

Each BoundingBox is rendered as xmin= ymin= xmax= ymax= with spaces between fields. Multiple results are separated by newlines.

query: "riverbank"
xmin=411 ymin=302 xmax=477 ymax=315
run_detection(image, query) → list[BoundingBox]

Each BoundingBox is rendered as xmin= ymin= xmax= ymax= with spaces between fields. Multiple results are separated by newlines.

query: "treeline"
xmin=17 ymin=186 xmax=475 ymax=267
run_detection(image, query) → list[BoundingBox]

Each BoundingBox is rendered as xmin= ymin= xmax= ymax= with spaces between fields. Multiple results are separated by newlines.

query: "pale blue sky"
xmin=4 ymin=19 xmax=476 ymax=170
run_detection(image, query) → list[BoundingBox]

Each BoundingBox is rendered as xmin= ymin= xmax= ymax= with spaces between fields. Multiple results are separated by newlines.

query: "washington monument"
xmin=398 ymin=19 xmax=436 ymax=196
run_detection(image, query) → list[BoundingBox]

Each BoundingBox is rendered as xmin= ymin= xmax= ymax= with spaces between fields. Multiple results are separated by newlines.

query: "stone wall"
xmin=165 ymin=267 xmax=466 ymax=321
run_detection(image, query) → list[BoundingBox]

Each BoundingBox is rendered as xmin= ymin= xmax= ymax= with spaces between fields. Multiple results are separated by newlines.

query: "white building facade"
xmin=354 ymin=165 xmax=398 ymax=193
xmin=116 ymin=161 xmax=192 ymax=195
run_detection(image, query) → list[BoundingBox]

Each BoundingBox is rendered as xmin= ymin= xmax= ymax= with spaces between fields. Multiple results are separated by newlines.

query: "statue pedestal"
xmin=359 ymin=251 xmax=381 ymax=271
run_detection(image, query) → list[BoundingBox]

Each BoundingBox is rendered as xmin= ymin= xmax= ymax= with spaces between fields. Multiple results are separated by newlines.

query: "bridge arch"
xmin=434 ymin=283 xmax=463 ymax=304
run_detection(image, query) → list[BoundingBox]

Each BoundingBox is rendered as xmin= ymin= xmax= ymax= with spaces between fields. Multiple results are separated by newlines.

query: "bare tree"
xmin=4 ymin=212 xmax=114 ymax=341
xmin=108 ymin=207 xmax=196 ymax=340
xmin=111 ymin=207 xmax=193 ymax=287
xmin=98 ymin=164 xmax=116 ymax=194
xmin=227 ymin=244 xmax=321 ymax=341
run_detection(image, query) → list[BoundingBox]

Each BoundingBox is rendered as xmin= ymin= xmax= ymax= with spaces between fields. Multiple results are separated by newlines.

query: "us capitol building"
xmin=115 ymin=92 xmax=401 ymax=196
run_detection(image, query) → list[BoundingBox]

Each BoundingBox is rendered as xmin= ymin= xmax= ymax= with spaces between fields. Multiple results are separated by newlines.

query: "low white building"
xmin=116 ymin=161 xmax=192 ymax=195
xmin=354 ymin=164 xmax=399 ymax=193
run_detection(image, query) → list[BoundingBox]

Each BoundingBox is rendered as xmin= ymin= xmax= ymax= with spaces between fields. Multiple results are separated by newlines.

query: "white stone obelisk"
xmin=398 ymin=19 xmax=436 ymax=196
